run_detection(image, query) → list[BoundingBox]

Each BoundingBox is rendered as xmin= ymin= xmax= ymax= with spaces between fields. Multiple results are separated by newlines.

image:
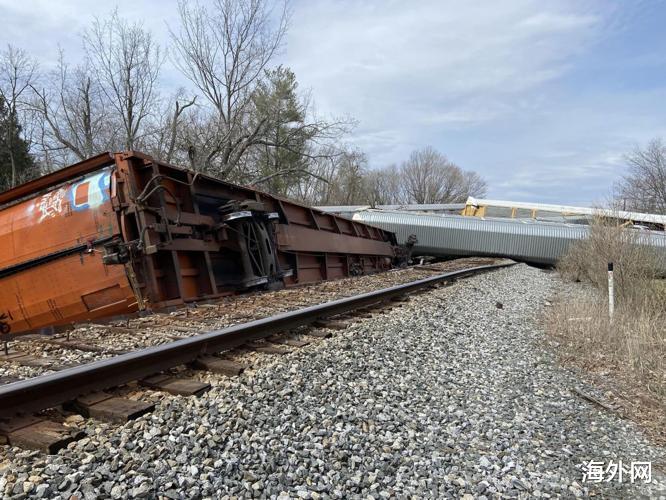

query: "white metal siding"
xmin=352 ymin=211 xmax=666 ymax=266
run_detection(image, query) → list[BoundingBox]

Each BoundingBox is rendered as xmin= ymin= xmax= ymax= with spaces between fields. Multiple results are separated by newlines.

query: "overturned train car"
xmin=0 ymin=151 xmax=397 ymax=335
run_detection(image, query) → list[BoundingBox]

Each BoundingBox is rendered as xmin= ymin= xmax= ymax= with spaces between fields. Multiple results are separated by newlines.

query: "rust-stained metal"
xmin=0 ymin=151 xmax=397 ymax=336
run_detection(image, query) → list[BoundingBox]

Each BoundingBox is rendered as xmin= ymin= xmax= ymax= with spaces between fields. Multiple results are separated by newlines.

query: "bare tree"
xmin=146 ymin=90 xmax=197 ymax=164
xmin=365 ymin=164 xmax=404 ymax=205
xmin=616 ymin=138 xmax=666 ymax=214
xmin=401 ymin=146 xmax=457 ymax=204
xmin=288 ymin=145 xmax=338 ymax=203
xmin=176 ymin=106 xmax=228 ymax=169
xmin=170 ymin=0 xmax=289 ymax=175
xmin=84 ymin=11 xmax=162 ymax=151
xmin=460 ymin=170 xmax=488 ymax=199
xmin=325 ymin=150 xmax=369 ymax=205
xmin=0 ymin=44 xmax=37 ymax=186
xmin=401 ymin=146 xmax=486 ymax=204
xmin=287 ymin=146 xmax=368 ymax=205
xmin=30 ymin=51 xmax=111 ymax=165
xmin=294 ymin=147 xmax=487 ymax=207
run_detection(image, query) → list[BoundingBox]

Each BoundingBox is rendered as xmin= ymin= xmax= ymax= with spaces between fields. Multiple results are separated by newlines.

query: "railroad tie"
xmin=353 ymin=311 xmax=374 ymax=319
xmin=391 ymin=295 xmax=410 ymax=302
xmin=306 ymin=330 xmax=333 ymax=339
xmin=190 ymin=356 xmax=246 ymax=376
xmin=268 ymin=335 xmax=311 ymax=348
xmin=166 ymin=334 xmax=189 ymax=341
xmin=41 ymin=339 xmax=127 ymax=355
xmin=365 ymin=305 xmax=392 ymax=315
xmin=139 ymin=374 xmax=211 ymax=397
xmin=0 ymin=375 xmax=20 ymax=385
xmin=0 ymin=350 xmax=69 ymax=371
xmin=0 ymin=350 xmax=43 ymax=363
xmin=65 ymin=392 xmax=154 ymax=423
xmin=86 ymin=325 xmax=136 ymax=335
xmin=246 ymin=342 xmax=291 ymax=355
xmin=313 ymin=319 xmax=350 ymax=330
xmin=171 ymin=325 xmax=204 ymax=334
xmin=0 ymin=416 xmax=84 ymax=454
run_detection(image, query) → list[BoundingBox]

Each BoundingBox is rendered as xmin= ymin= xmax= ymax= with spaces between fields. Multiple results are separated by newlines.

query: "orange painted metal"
xmin=0 ymin=151 xmax=397 ymax=336
xmin=0 ymin=152 xmax=115 ymax=206
xmin=0 ymin=163 xmax=137 ymax=334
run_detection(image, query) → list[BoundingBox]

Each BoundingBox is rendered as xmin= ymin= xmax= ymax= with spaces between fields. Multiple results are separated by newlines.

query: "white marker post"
xmin=607 ymin=262 xmax=614 ymax=322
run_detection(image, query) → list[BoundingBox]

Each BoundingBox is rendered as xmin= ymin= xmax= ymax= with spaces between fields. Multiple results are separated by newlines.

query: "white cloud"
xmin=1 ymin=0 xmax=662 ymax=204
xmin=0 ymin=0 xmax=178 ymax=64
xmin=285 ymin=1 xmax=602 ymax=111
xmin=280 ymin=0 xmax=666 ymax=204
xmin=282 ymin=1 xmax=611 ymax=177
xmin=518 ymin=12 xmax=597 ymax=32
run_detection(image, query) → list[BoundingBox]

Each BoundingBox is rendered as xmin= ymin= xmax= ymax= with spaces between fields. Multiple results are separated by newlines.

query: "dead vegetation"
xmin=547 ymin=220 xmax=666 ymax=443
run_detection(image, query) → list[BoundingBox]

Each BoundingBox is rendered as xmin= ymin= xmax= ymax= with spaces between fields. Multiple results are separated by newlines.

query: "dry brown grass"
xmin=547 ymin=219 xmax=666 ymax=443
xmin=558 ymin=220 xmax=665 ymax=301
xmin=547 ymin=298 xmax=666 ymax=396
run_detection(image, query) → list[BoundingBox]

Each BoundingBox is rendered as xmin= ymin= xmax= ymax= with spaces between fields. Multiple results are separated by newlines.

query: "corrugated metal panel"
xmin=352 ymin=211 xmax=666 ymax=266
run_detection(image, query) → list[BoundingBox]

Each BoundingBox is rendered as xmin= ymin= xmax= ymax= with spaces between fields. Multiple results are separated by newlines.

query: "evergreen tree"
xmin=251 ymin=66 xmax=314 ymax=195
xmin=0 ymin=96 xmax=37 ymax=192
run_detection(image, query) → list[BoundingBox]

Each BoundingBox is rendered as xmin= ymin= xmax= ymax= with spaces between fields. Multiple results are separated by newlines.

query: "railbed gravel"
xmin=1 ymin=263 xmax=665 ymax=499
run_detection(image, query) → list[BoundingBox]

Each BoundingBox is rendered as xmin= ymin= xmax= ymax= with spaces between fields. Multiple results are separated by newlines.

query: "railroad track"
xmin=0 ymin=260 xmax=513 ymax=453
xmin=0 ymin=259 xmax=493 ymax=390
xmin=0 ymin=257 xmax=501 ymax=367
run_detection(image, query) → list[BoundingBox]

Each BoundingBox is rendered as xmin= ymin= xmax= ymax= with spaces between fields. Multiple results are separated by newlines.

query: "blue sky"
xmin=2 ymin=0 xmax=665 ymax=205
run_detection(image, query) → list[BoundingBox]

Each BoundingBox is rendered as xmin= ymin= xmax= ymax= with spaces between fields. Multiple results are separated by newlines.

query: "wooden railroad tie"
xmin=0 ymin=375 xmax=20 ymax=385
xmin=354 ymin=311 xmax=374 ymax=318
xmin=306 ymin=330 xmax=333 ymax=339
xmin=171 ymin=325 xmax=204 ymax=334
xmin=85 ymin=324 xmax=136 ymax=335
xmin=140 ymin=374 xmax=211 ymax=397
xmin=391 ymin=295 xmax=409 ymax=302
xmin=0 ymin=416 xmax=84 ymax=454
xmin=166 ymin=334 xmax=189 ymax=341
xmin=268 ymin=335 xmax=311 ymax=348
xmin=65 ymin=392 xmax=154 ymax=423
xmin=245 ymin=342 xmax=291 ymax=355
xmin=190 ymin=356 xmax=246 ymax=376
xmin=0 ymin=350 xmax=69 ymax=370
xmin=366 ymin=304 xmax=392 ymax=315
xmin=41 ymin=339 xmax=127 ymax=355
xmin=313 ymin=319 xmax=350 ymax=330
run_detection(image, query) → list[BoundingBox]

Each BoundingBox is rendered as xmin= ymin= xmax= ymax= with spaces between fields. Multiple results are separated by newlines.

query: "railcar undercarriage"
xmin=0 ymin=151 xmax=398 ymax=336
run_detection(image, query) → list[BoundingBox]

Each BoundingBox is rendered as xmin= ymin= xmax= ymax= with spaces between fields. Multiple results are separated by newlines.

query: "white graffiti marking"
xmin=37 ymin=188 xmax=67 ymax=222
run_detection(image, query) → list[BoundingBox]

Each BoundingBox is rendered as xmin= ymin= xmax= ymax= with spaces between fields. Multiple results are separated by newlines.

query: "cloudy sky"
xmin=2 ymin=0 xmax=665 ymax=205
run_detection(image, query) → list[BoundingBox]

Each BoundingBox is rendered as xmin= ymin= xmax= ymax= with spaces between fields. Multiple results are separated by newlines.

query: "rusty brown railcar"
xmin=0 ymin=151 xmax=397 ymax=336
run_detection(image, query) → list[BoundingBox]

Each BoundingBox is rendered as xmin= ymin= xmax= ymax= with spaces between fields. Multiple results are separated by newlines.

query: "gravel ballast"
xmin=1 ymin=263 xmax=665 ymax=498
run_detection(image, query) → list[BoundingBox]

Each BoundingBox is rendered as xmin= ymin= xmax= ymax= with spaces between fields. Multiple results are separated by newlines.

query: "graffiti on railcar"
xmin=32 ymin=169 xmax=112 ymax=223
xmin=70 ymin=170 xmax=112 ymax=211
xmin=37 ymin=188 xmax=67 ymax=223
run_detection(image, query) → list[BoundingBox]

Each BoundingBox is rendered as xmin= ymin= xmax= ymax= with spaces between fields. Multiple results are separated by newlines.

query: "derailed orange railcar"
xmin=0 ymin=152 xmax=397 ymax=336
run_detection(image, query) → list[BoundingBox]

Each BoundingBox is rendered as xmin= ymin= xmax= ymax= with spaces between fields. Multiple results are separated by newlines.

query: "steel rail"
xmin=0 ymin=262 xmax=514 ymax=418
